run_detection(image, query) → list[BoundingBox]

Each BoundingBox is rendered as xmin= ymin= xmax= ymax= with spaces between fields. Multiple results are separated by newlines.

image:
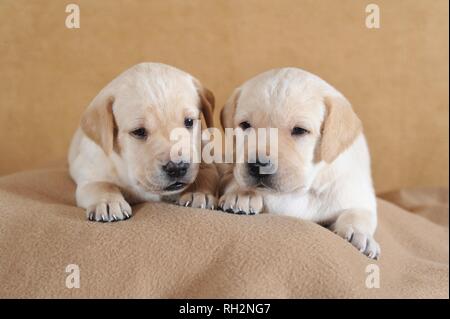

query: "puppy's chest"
xmin=263 ymin=192 xmax=326 ymax=222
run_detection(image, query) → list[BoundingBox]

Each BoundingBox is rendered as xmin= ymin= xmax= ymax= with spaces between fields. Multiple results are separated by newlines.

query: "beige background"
xmin=0 ymin=0 xmax=448 ymax=192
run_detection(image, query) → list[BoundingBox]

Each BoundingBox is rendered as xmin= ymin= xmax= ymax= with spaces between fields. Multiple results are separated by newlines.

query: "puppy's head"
xmin=221 ymin=68 xmax=361 ymax=194
xmin=80 ymin=63 xmax=214 ymax=195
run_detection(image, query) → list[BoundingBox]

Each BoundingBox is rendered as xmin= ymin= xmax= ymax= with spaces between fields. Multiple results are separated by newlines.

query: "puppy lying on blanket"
xmin=69 ymin=63 xmax=218 ymax=222
xmin=218 ymin=68 xmax=380 ymax=259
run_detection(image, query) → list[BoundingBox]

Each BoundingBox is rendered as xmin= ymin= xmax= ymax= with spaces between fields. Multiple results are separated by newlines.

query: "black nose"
xmin=247 ymin=160 xmax=271 ymax=178
xmin=162 ymin=161 xmax=190 ymax=178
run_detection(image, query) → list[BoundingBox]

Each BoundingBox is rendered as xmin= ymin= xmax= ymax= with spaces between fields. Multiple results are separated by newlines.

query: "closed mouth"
xmin=256 ymin=183 xmax=272 ymax=190
xmin=164 ymin=182 xmax=187 ymax=191
xmin=254 ymin=180 xmax=276 ymax=192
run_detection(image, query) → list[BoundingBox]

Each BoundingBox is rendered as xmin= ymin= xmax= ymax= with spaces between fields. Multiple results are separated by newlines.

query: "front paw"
xmin=177 ymin=192 xmax=217 ymax=209
xmin=218 ymin=190 xmax=263 ymax=215
xmin=86 ymin=199 xmax=132 ymax=222
xmin=333 ymin=224 xmax=380 ymax=259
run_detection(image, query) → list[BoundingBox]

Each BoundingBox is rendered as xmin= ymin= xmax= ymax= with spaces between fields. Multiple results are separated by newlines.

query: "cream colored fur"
xmin=219 ymin=68 xmax=379 ymax=259
xmin=69 ymin=63 xmax=218 ymax=222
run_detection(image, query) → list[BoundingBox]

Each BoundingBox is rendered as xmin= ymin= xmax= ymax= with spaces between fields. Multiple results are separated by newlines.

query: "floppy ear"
xmin=220 ymin=88 xmax=241 ymax=129
xmin=320 ymin=95 xmax=362 ymax=163
xmin=80 ymin=93 xmax=116 ymax=155
xmin=193 ymin=79 xmax=215 ymax=128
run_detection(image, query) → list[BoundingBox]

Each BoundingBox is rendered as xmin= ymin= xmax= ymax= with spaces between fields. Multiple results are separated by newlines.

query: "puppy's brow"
xmin=127 ymin=117 xmax=147 ymax=129
xmin=184 ymin=107 xmax=200 ymax=118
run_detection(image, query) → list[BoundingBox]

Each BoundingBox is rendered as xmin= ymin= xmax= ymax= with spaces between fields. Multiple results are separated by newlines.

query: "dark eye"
xmin=184 ymin=117 xmax=194 ymax=128
xmin=291 ymin=127 xmax=309 ymax=136
xmin=130 ymin=127 xmax=148 ymax=140
xmin=239 ymin=121 xmax=251 ymax=130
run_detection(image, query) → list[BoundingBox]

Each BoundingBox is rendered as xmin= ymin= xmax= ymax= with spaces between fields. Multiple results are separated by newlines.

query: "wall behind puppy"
xmin=0 ymin=0 xmax=448 ymax=192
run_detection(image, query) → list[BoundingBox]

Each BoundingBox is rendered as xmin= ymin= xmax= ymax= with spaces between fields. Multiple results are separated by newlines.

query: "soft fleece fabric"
xmin=0 ymin=166 xmax=448 ymax=298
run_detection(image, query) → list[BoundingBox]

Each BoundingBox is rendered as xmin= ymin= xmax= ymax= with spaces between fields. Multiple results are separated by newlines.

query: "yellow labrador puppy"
xmin=69 ymin=63 xmax=218 ymax=222
xmin=219 ymin=68 xmax=379 ymax=259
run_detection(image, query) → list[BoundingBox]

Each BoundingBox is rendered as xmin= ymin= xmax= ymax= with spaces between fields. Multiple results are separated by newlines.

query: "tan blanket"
xmin=0 ymin=166 xmax=448 ymax=298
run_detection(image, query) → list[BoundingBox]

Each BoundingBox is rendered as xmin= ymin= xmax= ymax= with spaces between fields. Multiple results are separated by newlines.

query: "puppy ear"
xmin=199 ymin=87 xmax=215 ymax=128
xmin=80 ymin=93 xmax=116 ymax=155
xmin=193 ymin=79 xmax=215 ymax=128
xmin=220 ymin=88 xmax=241 ymax=129
xmin=320 ymin=95 xmax=362 ymax=163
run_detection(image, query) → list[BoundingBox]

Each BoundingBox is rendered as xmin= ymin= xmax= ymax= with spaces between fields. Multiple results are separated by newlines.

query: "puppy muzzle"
xmin=162 ymin=161 xmax=192 ymax=192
